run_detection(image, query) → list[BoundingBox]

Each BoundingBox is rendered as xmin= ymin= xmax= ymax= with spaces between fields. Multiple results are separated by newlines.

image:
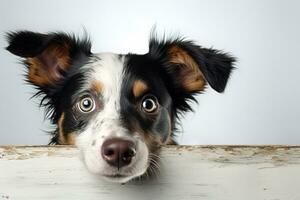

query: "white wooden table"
xmin=0 ymin=145 xmax=299 ymax=200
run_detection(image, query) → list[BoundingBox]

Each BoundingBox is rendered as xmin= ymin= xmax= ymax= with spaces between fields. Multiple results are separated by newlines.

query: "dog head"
xmin=6 ymin=31 xmax=235 ymax=183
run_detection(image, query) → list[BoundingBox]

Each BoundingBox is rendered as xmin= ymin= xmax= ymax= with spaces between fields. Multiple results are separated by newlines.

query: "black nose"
xmin=101 ymin=138 xmax=136 ymax=168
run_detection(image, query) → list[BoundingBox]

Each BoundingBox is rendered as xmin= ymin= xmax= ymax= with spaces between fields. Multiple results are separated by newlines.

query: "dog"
xmin=6 ymin=31 xmax=235 ymax=183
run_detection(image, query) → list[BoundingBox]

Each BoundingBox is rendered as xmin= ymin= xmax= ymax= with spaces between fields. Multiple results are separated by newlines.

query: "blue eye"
xmin=78 ymin=96 xmax=95 ymax=113
xmin=141 ymin=96 xmax=158 ymax=113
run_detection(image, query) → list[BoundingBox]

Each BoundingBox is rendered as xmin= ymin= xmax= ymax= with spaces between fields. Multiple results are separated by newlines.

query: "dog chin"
xmin=84 ymin=162 xmax=149 ymax=183
xmin=102 ymin=171 xmax=146 ymax=183
xmin=94 ymin=166 xmax=148 ymax=183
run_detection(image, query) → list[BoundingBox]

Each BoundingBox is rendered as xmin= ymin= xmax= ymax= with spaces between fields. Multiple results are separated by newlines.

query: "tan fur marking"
xmin=168 ymin=46 xmax=206 ymax=92
xmin=132 ymin=80 xmax=148 ymax=98
xmin=164 ymin=114 xmax=173 ymax=145
xmin=91 ymin=80 xmax=104 ymax=94
xmin=57 ymin=112 xmax=66 ymax=144
xmin=57 ymin=113 xmax=76 ymax=145
xmin=130 ymin=120 xmax=162 ymax=153
xmin=65 ymin=133 xmax=76 ymax=145
xmin=27 ymin=43 xmax=70 ymax=86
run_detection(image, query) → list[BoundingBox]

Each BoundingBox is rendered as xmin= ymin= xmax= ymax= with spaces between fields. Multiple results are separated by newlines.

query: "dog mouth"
xmin=103 ymin=173 xmax=127 ymax=178
xmin=101 ymin=172 xmax=141 ymax=183
xmin=101 ymin=159 xmax=150 ymax=182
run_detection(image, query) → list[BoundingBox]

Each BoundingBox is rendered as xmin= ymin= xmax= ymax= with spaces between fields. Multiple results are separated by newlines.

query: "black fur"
xmin=6 ymin=31 xmax=92 ymax=144
xmin=121 ymin=36 xmax=235 ymax=144
xmin=149 ymin=37 xmax=235 ymax=121
xmin=148 ymin=35 xmax=235 ymax=93
xmin=121 ymin=53 xmax=173 ymax=144
xmin=6 ymin=31 xmax=91 ymax=58
xmin=6 ymin=31 xmax=235 ymax=146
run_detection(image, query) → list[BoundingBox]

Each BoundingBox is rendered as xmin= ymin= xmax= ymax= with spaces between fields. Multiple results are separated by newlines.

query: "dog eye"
xmin=141 ymin=96 xmax=158 ymax=113
xmin=77 ymin=96 xmax=95 ymax=113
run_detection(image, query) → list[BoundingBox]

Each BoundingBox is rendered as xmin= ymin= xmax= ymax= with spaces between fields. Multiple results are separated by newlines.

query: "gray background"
xmin=0 ymin=0 xmax=299 ymax=145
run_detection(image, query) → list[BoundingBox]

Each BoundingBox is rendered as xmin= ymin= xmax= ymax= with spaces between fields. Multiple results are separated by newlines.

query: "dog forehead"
xmin=84 ymin=53 xmax=125 ymax=97
xmin=90 ymin=53 xmax=124 ymax=85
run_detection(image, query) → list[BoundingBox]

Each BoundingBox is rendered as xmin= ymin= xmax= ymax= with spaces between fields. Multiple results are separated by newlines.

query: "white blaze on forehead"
xmin=87 ymin=53 xmax=125 ymax=119
xmin=91 ymin=53 xmax=124 ymax=102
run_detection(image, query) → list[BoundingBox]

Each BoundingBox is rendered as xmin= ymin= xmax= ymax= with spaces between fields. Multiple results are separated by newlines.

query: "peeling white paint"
xmin=0 ymin=146 xmax=299 ymax=200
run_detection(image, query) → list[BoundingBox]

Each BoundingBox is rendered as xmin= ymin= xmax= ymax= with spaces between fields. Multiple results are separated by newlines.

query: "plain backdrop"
xmin=0 ymin=0 xmax=299 ymax=145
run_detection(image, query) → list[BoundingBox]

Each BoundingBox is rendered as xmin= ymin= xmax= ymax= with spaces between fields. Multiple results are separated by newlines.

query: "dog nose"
xmin=101 ymin=138 xmax=136 ymax=168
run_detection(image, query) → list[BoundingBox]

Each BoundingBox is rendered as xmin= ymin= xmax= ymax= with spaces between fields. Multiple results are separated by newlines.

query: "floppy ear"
xmin=6 ymin=31 xmax=91 ymax=93
xmin=149 ymin=37 xmax=235 ymax=93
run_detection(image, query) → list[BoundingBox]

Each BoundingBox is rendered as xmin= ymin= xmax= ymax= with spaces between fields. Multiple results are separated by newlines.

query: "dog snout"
xmin=101 ymin=138 xmax=136 ymax=168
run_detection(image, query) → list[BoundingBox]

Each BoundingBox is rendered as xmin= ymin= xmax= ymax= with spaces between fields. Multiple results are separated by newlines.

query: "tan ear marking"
xmin=132 ymin=80 xmax=148 ymax=98
xmin=168 ymin=46 xmax=206 ymax=92
xmin=27 ymin=43 xmax=70 ymax=86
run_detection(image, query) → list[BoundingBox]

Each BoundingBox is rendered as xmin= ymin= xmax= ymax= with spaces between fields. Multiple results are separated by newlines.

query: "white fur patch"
xmin=76 ymin=53 xmax=149 ymax=183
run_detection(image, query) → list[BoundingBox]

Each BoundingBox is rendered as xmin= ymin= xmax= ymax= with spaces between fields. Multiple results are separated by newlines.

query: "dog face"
xmin=6 ymin=31 xmax=235 ymax=183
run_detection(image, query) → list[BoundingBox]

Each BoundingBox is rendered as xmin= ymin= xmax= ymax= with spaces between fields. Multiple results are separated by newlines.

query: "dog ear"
xmin=6 ymin=31 xmax=91 ymax=91
xmin=149 ymin=37 xmax=235 ymax=94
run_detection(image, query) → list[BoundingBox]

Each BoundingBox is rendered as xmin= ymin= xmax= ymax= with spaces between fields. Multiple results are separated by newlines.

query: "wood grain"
xmin=0 ymin=145 xmax=299 ymax=200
